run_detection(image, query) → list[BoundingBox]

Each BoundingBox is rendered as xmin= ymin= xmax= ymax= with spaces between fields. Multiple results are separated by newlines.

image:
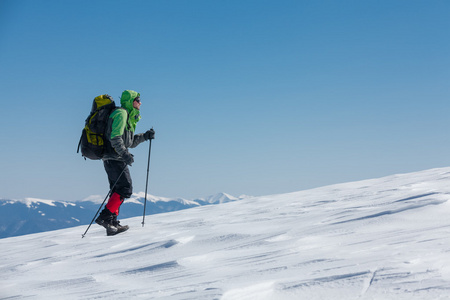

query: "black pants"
xmin=103 ymin=160 xmax=132 ymax=198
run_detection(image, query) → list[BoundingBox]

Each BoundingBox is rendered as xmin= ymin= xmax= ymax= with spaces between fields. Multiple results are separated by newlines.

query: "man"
xmin=95 ymin=90 xmax=155 ymax=236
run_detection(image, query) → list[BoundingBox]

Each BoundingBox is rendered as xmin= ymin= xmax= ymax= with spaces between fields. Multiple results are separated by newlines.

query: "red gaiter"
xmin=106 ymin=192 xmax=124 ymax=215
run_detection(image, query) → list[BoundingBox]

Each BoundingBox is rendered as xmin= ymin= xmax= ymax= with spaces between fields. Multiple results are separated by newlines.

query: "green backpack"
xmin=77 ymin=94 xmax=116 ymax=160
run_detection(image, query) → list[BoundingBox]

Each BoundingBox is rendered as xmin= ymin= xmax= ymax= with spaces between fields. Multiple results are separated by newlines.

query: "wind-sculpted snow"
xmin=2 ymin=167 xmax=450 ymax=299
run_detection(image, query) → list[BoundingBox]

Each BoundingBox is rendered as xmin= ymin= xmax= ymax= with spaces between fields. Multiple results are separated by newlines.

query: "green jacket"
xmin=103 ymin=90 xmax=146 ymax=161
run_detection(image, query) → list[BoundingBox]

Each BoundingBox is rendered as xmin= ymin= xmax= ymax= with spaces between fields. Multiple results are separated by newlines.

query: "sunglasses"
xmin=134 ymin=97 xmax=141 ymax=104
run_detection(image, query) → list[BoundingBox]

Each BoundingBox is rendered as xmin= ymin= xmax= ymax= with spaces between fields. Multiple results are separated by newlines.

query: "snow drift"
xmin=2 ymin=167 xmax=450 ymax=299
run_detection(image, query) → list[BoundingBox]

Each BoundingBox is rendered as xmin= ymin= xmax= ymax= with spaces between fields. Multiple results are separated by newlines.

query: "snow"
xmin=10 ymin=197 xmax=76 ymax=208
xmin=22 ymin=197 xmax=58 ymax=207
xmin=131 ymin=192 xmax=200 ymax=206
xmin=200 ymin=192 xmax=239 ymax=204
xmin=81 ymin=192 xmax=238 ymax=206
xmin=81 ymin=194 xmax=105 ymax=204
xmin=2 ymin=167 xmax=450 ymax=299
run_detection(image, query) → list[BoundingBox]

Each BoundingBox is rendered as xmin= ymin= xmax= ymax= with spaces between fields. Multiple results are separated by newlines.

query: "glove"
xmin=144 ymin=128 xmax=155 ymax=140
xmin=122 ymin=152 xmax=134 ymax=166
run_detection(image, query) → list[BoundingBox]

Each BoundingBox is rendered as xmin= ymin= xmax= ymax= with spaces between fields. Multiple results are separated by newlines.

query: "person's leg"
xmin=96 ymin=160 xmax=132 ymax=235
xmin=106 ymin=192 xmax=123 ymax=215
xmin=104 ymin=160 xmax=132 ymax=199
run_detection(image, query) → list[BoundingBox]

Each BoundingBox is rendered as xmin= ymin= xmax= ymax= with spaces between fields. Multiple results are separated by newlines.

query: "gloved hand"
xmin=144 ymin=128 xmax=155 ymax=140
xmin=122 ymin=152 xmax=134 ymax=166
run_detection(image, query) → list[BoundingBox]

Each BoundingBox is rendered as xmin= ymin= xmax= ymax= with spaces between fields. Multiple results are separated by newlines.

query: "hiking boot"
xmin=112 ymin=215 xmax=129 ymax=235
xmin=95 ymin=208 xmax=118 ymax=236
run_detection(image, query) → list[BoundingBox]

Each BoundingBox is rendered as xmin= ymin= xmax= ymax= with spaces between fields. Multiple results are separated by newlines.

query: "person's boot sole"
xmin=107 ymin=225 xmax=128 ymax=236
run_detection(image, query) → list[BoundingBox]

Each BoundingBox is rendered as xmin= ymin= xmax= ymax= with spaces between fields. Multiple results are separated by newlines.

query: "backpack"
xmin=77 ymin=94 xmax=116 ymax=160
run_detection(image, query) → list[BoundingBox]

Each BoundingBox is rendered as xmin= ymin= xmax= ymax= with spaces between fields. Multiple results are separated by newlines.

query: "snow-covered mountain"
xmin=3 ymin=167 xmax=450 ymax=299
xmin=0 ymin=192 xmax=246 ymax=239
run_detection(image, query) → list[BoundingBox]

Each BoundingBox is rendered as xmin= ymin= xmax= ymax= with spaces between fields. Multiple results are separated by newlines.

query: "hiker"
xmin=95 ymin=90 xmax=155 ymax=236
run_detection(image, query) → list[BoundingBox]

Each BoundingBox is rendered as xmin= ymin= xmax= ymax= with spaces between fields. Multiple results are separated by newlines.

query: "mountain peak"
xmin=201 ymin=192 xmax=239 ymax=204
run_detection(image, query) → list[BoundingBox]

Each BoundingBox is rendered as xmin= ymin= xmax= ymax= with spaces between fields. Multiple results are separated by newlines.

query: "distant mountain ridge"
xmin=0 ymin=193 xmax=249 ymax=239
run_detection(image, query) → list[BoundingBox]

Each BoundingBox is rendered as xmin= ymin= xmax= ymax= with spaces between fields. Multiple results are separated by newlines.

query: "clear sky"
xmin=1 ymin=0 xmax=450 ymax=202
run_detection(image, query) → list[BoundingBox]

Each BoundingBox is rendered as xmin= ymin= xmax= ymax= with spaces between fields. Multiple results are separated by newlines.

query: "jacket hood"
xmin=120 ymin=90 xmax=141 ymax=129
xmin=120 ymin=90 xmax=140 ymax=112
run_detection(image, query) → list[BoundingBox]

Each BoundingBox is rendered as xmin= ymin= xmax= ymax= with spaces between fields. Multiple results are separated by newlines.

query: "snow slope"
xmin=2 ymin=167 xmax=450 ymax=299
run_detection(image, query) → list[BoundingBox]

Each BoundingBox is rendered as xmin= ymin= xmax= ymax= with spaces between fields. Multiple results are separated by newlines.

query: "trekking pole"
xmin=142 ymin=137 xmax=153 ymax=227
xmin=81 ymin=165 xmax=127 ymax=238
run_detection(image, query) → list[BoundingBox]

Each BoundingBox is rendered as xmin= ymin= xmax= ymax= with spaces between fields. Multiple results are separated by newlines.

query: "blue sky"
xmin=1 ymin=0 xmax=450 ymax=201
